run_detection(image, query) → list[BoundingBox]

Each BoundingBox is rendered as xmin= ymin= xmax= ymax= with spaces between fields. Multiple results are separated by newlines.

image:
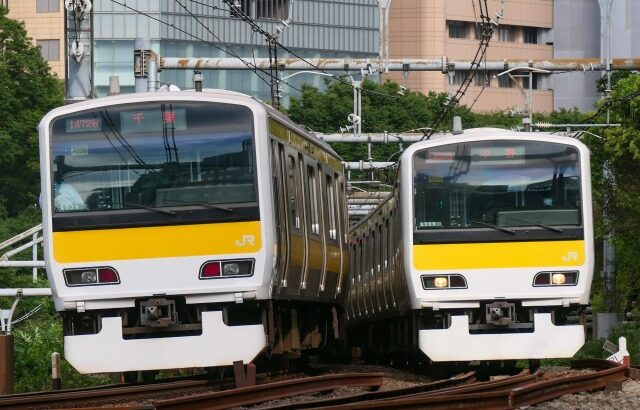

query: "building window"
xmin=231 ymin=0 xmax=290 ymax=20
xmin=37 ymin=0 xmax=59 ymax=12
xmin=499 ymin=25 xmax=515 ymax=42
xmin=498 ymin=74 xmax=514 ymax=88
xmin=448 ymin=21 xmax=469 ymax=39
xmin=37 ymin=39 xmax=60 ymax=61
xmin=451 ymin=71 xmax=466 ymax=85
xmin=524 ymin=27 xmax=538 ymax=44
xmin=474 ymin=70 xmax=491 ymax=87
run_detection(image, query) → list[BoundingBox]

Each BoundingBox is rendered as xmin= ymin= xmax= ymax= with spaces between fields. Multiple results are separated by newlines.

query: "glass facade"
xmin=92 ymin=0 xmax=379 ymax=102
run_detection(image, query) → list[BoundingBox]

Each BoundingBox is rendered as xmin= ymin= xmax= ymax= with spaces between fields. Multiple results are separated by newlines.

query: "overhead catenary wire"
xmin=221 ymin=0 xmax=424 ymax=126
xmin=421 ymin=0 xmax=502 ymax=141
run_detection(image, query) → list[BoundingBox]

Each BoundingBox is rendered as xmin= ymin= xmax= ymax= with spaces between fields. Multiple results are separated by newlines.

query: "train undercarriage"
xmin=62 ymin=296 xmax=346 ymax=376
xmin=347 ymin=301 xmax=587 ymax=373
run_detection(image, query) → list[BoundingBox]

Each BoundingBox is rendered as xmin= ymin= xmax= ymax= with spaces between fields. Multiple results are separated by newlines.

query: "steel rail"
xmin=280 ymin=370 xmax=538 ymax=410
xmin=259 ymin=371 xmax=477 ymax=410
xmin=296 ymin=359 xmax=627 ymax=410
xmin=148 ymin=372 xmax=384 ymax=410
xmin=0 ymin=378 xmax=213 ymax=409
xmin=510 ymin=359 xmax=628 ymax=408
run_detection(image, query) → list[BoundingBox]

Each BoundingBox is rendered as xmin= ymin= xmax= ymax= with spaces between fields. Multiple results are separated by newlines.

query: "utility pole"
xmin=598 ymin=0 xmax=616 ymax=314
xmin=134 ymin=38 xmax=159 ymax=93
xmin=377 ymin=0 xmax=392 ymax=75
xmin=65 ymin=0 xmax=94 ymax=101
xmin=0 ymin=289 xmax=52 ymax=394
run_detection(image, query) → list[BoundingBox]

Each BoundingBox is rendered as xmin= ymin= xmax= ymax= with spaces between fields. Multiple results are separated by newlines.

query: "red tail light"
xmin=98 ymin=267 xmax=119 ymax=283
xmin=200 ymin=261 xmax=221 ymax=278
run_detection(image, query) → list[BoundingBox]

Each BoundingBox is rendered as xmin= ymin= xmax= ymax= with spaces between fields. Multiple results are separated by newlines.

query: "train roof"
xmin=49 ymin=90 xmax=341 ymax=160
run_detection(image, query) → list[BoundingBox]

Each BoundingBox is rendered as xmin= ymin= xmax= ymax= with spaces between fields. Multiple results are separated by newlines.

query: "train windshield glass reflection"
xmin=413 ymin=141 xmax=582 ymax=230
xmin=50 ymin=101 xmax=256 ymax=213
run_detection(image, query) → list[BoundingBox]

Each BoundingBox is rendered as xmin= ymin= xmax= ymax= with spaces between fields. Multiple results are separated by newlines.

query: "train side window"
xmin=369 ymin=230 xmax=375 ymax=277
xmin=356 ymin=239 xmax=362 ymax=281
xmin=325 ymin=175 xmax=337 ymax=240
xmin=286 ymin=155 xmax=300 ymax=229
xmin=377 ymin=224 xmax=383 ymax=273
xmin=351 ymin=243 xmax=357 ymax=283
xmin=338 ymin=179 xmax=347 ymax=244
xmin=306 ymin=165 xmax=320 ymax=235
xmin=383 ymin=218 xmax=389 ymax=269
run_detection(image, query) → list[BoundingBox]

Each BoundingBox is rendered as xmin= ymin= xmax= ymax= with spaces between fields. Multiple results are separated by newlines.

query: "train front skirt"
xmin=64 ymin=311 xmax=267 ymax=373
xmin=419 ymin=313 xmax=584 ymax=361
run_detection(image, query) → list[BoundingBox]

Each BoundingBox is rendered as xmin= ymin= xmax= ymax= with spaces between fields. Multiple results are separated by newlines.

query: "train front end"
xmin=405 ymin=131 xmax=593 ymax=361
xmin=39 ymin=92 xmax=271 ymax=373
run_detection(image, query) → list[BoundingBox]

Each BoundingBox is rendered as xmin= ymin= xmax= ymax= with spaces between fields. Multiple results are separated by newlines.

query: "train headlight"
xmin=422 ymin=274 xmax=467 ymax=290
xmin=223 ymin=263 xmax=240 ymax=276
xmin=533 ymin=271 xmax=578 ymax=287
xmin=552 ymin=273 xmax=566 ymax=285
xmin=200 ymin=259 xmax=254 ymax=279
xmin=80 ymin=270 xmax=97 ymax=284
xmin=64 ymin=267 xmax=120 ymax=286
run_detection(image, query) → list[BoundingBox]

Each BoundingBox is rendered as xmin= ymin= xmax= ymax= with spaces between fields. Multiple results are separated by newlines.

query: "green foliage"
xmin=596 ymin=71 xmax=633 ymax=93
xmin=0 ymin=7 xmax=64 ymax=217
xmin=609 ymin=322 xmax=640 ymax=364
xmin=12 ymin=298 xmax=109 ymax=392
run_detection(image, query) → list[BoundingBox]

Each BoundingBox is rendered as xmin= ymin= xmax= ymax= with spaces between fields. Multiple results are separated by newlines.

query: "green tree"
xmin=0 ymin=7 xmax=64 ymax=217
xmin=286 ymin=79 xmax=472 ymax=164
xmin=598 ymin=73 xmax=640 ymax=310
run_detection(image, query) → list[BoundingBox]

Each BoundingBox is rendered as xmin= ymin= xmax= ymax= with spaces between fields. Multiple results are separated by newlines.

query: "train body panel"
xmin=347 ymin=129 xmax=593 ymax=362
xmin=39 ymin=90 xmax=348 ymax=373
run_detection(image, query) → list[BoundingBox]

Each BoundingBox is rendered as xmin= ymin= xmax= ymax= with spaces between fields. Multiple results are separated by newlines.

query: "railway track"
xmin=0 ymin=359 xmax=627 ymax=409
xmin=262 ymin=359 xmax=625 ymax=410
xmin=0 ymin=372 xmax=383 ymax=410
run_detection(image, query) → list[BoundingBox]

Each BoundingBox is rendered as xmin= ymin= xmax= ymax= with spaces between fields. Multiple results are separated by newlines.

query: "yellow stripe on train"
xmin=53 ymin=221 xmax=262 ymax=263
xmin=413 ymin=240 xmax=585 ymax=270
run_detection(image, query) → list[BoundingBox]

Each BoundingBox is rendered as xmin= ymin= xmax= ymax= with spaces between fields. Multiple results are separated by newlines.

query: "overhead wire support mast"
xmin=222 ymin=0 xmax=282 ymax=108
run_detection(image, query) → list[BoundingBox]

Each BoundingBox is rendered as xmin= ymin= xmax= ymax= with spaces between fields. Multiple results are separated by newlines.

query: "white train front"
xmin=347 ymin=129 xmax=593 ymax=362
xmin=39 ymin=91 xmax=349 ymax=374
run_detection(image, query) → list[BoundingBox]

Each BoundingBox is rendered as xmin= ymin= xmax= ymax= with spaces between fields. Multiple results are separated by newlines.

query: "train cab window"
xmin=307 ymin=165 xmax=320 ymax=235
xmin=413 ymin=140 xmax=582 ymax=236
xmin=50 ymin=101 xmax=257 ymax=223
xmin=326 ymin=175 xmax=337 ymax=240
xmin=286 ymin=155 xmax=300 ymax=229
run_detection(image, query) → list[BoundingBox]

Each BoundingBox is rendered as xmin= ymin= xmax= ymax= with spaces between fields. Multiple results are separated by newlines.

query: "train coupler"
xmin=140 ymin=298 xmax=178 ymax=327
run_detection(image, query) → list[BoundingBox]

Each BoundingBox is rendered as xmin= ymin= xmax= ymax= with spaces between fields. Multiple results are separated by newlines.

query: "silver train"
xmin=38 ymin=90 xmax=349 ymax=374
xmin=346 ymin=129 xmax=594 ymax=364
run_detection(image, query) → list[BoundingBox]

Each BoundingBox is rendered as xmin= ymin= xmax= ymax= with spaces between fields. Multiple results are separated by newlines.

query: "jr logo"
xmin=562 ymin=251 xmax=579 ymax=262
xmin=236 ymin=235 xmax=255 ymax=247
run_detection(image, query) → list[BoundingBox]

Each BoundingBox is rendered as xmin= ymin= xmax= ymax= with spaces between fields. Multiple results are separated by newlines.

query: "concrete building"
xmin=554 ymin=0 xmax=640 ymax=112
xmin=6 ymin=0 xmax=65 ymax=78
xmin=10 ymin=0 xmax=380 ymax=101
xmin=386 ymin=0 xmax=639 ymax=113
xmin=386 ymin=0 xmax=555 ymax=113
xmin=7 ymin=1 xmax=637 ymax=112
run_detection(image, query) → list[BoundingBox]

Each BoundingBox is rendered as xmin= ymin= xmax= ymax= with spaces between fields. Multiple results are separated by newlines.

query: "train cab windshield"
xmin=413 ymin=140 xmax=582 ymax=240
xmin=49 ymin=101 xmax=257 ymax=227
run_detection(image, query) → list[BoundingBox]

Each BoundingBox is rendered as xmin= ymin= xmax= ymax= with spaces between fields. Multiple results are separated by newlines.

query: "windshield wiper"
xmin=126 ymin=202 xmax=177 ymax=216
xmin=505 ymin=217 xmax=563 ymax=233
xmin=161 ymin=198 xmax=234 ymax=213
xmin=469 ymin=220 xmax=516 ymax=235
